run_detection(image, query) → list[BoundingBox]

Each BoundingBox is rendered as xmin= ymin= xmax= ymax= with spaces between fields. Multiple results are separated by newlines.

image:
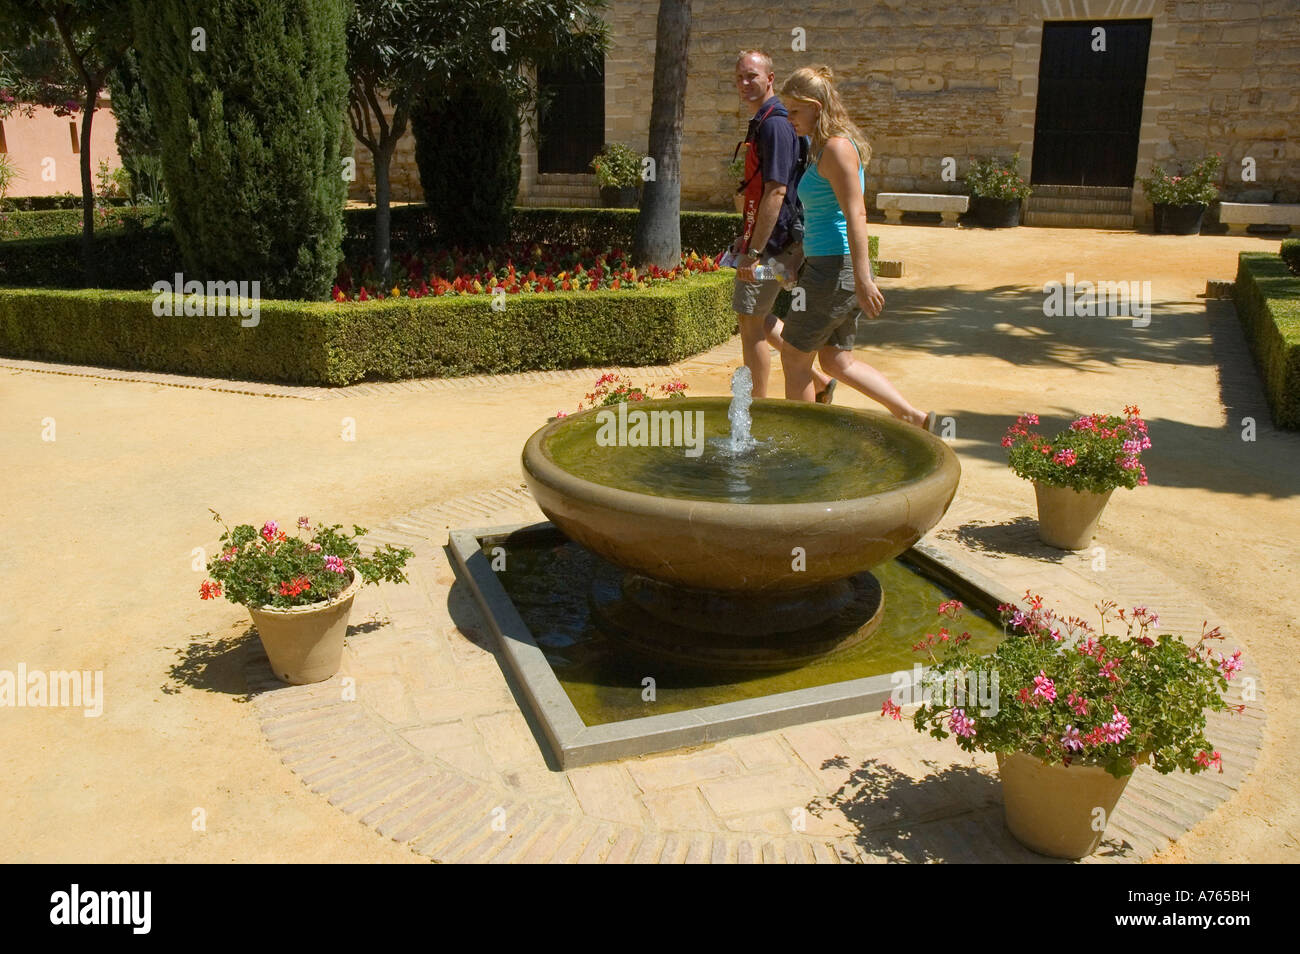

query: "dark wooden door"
xmin=1032 ymin=20 xmax=1151 ymax=186
xmin=537 ymin=59 xmax=605 ymax=174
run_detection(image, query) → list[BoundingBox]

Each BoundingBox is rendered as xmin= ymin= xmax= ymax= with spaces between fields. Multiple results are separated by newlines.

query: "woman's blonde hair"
xmin=780 ymin=65 xmax=871 ymax=169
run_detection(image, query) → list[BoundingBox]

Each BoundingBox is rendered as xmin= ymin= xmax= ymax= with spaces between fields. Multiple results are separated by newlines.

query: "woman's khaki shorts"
xmin=781 ymin=254 xmax=859 ymax=353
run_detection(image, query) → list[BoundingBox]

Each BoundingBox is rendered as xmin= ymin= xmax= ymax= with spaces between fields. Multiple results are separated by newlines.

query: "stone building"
xmin=351 ymin=0 xmax=1300 ymax=228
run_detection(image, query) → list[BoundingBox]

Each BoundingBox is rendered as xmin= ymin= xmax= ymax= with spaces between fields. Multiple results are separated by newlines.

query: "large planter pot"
xmin=997 ymin=751 xmax=1136 ymax=858
xmin=599 ymin=185 xmax=639 ymax=208
xmin=247 ymin=571 xmax=362 ymax=685
xmin=1032 ymin=481 xmax=1114 ymax=550
xmin=1152 ymin=202 xmax=1206 ymax=234
xmin=970 ymin=196 xmax=1021 ymax=228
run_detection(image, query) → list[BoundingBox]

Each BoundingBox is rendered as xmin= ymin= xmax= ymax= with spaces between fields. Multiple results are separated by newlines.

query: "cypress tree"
xmin=132 ymin=0 xmax=350 ymax=300
xmin=411 ymin=82 xmax=521 ymax=249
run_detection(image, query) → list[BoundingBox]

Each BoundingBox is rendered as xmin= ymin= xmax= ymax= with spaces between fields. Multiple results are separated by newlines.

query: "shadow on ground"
xmin=843 ymin=289 xmax=1300 ymax=499
xmin=936 ymin=515 xmax=1072 ymax=564
xmin=163 ymin=628 xmax=259 ymax=699
xmin=164 ymin=618 xmax=392 ymax=698
xmin=857 ymin=283 xmax=1215 ymax=369
xmin=807 ymin=755 xmax=1141 ymax=863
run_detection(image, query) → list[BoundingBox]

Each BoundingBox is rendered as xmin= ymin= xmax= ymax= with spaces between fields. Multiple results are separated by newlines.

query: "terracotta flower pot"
xmin=1152 ymin=202 xmax=1206 ymax=234
xmin=970 ymin=196 xmax=1021 ymax=228
xmin=599 ymin=185 xmax=639 ymax=208
xmin=1033 ymin=481 xmax=1114 ymax=550
xmin=247 ymin=571 xmax=362 ymax=685
xmin=997 ymin=750 xmax=1135 ymax=859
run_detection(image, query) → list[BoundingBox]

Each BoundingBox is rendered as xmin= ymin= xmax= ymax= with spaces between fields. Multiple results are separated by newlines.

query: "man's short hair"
xmin=736 ymin=49 xmax=773 ymax=75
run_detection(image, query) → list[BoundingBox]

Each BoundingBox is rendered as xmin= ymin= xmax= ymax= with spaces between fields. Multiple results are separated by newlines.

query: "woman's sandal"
xmin=815 ymin=379 xmax=837 ymax=405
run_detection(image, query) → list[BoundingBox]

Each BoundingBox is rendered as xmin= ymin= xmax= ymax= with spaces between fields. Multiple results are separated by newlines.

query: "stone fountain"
xmin=522 ymin=370 xmax=961 ymax=669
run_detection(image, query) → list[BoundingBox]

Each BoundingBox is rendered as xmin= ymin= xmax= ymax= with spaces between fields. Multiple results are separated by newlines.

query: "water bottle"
xmin=752 ymin=259 xmax=797 ymax=290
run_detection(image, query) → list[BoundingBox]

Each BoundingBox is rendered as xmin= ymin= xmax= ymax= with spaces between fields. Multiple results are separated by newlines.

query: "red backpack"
xmin=734 ymin=104 xmax=807 ymax=251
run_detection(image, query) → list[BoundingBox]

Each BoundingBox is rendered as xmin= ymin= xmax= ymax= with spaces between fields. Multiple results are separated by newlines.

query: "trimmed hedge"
xmin=0 ymin=207 xmax=157 ymax=242
xmin=0 ymin=195 xmax=133 ymax=212
xmin=0 ymin=272 xmax=735 ymax=386
xmin=1282 ymin=238 xmax=1299 ymax=275
xmin=0 ymin=229 xmax=182 ymax=289
xmin=1233 ymin=251 xmax=1300 ymax=429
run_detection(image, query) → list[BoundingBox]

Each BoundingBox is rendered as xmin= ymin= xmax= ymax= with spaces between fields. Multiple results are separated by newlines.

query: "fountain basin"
xmin=522 ymin=398 xmax=961 ymax=593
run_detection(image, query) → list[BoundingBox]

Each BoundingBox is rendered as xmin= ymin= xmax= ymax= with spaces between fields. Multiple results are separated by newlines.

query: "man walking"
xmin=732 ymin=50 xmax=832 ymax=400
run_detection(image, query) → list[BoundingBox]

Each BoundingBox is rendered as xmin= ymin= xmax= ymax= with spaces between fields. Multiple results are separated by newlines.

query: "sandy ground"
xmin=0 ymin=222 xmax=1296 ymax=862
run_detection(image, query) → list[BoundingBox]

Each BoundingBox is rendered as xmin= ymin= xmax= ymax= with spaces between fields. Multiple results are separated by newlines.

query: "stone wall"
xmin=355 ymin=0 xmax=1300 ymax=218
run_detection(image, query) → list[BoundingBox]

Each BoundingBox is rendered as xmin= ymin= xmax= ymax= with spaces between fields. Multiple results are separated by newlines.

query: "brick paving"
xmin=244 ymin=483 xmax=1264 ymax=864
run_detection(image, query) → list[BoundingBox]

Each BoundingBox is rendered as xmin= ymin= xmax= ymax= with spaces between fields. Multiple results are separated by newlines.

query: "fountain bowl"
xmin=522 ymin=398 xmax=960 ymax=594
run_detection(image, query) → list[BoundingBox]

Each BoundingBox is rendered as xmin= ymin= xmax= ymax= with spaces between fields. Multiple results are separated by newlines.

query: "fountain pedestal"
xmin=591 ymin=566 xmax=884 ymax=669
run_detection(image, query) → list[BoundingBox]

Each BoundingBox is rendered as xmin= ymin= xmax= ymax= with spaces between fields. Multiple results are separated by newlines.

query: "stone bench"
xmin=876 ymin=193 xmax=970 ymax=227
xmin=1219 ymin=202 xmax=1300 ymax=234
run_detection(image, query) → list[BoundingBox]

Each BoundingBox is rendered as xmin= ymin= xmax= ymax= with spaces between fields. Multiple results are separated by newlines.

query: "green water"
xmin=490 ymin=534 xmax=1005 ymax=726
xmin=542 ymin=398 xmax=938 ymax=504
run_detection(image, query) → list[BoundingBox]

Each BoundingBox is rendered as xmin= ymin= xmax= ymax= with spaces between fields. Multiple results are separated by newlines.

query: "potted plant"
xmin=727 ymin=153 xmax=747 ymax=213
xmin=1002 ymin=406 xmax=1151 ymax=550
xmin=883 ymin=596 xmax=1245 ymax=858
xmin=590 ymin=142 xmax=644 ymax=208
xmin=551 ymin=372 xmax=688 ymax=421
xmin=964 ymin=154 xmax=1032 ymax=228
xmin=1138 ymin=153 xmax=1221 ymax=234
xmin=199 ymin=512 xmax=414 ymax=685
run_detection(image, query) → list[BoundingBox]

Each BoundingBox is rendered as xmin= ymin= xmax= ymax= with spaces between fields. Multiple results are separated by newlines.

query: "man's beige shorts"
xmin=731 ymin=242 xmax=804 ymax=317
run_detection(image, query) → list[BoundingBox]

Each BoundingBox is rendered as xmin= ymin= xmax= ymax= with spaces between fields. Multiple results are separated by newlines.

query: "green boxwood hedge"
xmin=1281 ymin=238 xmax=1299 ymax=275
xmin=0 ymin=207 xmax=157 ymax=242
xmin=0 ymin=272 xmax=735 ymax=385
xmin=0 ymin=228 xmax=182 ymax=289
xmin=1233 ymin=251 xmax=1300 ymax=429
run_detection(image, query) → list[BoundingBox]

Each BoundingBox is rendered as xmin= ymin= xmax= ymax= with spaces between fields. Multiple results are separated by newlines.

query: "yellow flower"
xmin=558 ymin=271 xmax=567 ymax=280
xmin=391 ymin=286 xmax=400 ymax=298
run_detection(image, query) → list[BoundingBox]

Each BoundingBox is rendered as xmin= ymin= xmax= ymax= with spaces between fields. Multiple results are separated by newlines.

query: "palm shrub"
xmin=132 ymin=0 xmax=350 ymax=300
xmin=411 ymin=81 xmax=521 ymax=249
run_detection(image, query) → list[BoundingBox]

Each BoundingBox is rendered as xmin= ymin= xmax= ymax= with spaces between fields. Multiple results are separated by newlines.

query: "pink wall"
xmin=0 ymin=98 xmax=121 ymax=198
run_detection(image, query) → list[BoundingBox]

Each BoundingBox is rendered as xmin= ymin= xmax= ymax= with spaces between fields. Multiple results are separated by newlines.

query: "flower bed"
xmin=333 ymin=243 xmax=719 ymax=302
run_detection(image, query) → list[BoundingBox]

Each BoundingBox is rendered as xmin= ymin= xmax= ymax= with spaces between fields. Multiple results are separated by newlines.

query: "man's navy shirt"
xmin=746 ymin=96 xmax=806 ymax=255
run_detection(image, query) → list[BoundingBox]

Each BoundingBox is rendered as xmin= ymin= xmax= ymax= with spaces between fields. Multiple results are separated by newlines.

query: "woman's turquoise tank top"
xmin=799 ymin=139 xmax=865 ymax=256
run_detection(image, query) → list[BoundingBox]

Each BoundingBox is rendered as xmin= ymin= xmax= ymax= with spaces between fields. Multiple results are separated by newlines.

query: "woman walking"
xmin=761 ymin=65 xmax=934 ymax=429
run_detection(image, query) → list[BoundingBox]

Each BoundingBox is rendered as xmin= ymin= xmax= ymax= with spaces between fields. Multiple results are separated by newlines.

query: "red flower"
xmin=199 ymin=580 xmax=223 ymax=600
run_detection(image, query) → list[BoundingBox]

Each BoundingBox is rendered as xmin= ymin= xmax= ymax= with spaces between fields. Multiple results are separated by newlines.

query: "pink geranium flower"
xmin=1032 ymin=671 xmax=1056 ymax=703
xmin=261 ymin=520 xmax=278 ymax=541
xmin=948 ymin=708 xmax=976 ymax=738
xmin=1061 ymin=725 xmax=1084 ymax=753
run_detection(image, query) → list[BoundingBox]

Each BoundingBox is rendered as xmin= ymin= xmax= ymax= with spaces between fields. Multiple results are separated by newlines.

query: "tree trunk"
xmin=372 ymin=139 xmax=394 ymax=286
xmin=79 ymin=85 xmax=98 ymax=287
xmin=632 ymin=0 xmax=690 ymax=269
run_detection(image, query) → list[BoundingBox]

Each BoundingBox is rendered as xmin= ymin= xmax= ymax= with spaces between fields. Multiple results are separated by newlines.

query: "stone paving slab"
xmin=244 ymin=485 xmax=1265 ymax=863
